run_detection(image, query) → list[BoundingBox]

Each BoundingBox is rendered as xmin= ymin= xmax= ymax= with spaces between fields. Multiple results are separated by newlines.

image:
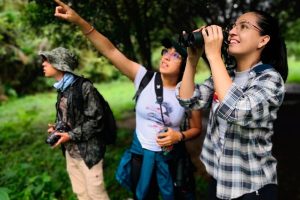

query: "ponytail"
xmin=254 ymin=10 xmax=288 ymax=82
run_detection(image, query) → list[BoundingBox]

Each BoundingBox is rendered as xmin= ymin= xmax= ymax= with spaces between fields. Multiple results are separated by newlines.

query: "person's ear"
xmin=258 ymin=35 xmax=270 ymax=49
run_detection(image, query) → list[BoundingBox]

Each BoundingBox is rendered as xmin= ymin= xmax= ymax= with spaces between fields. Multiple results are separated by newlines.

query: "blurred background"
xmin=0 ymin=0 xmax=299 ymax=199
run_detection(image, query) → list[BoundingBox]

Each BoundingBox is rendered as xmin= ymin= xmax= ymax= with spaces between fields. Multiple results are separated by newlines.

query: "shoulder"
xmin=73 ymin=76 xmax=95 ymax=93
xmin=254 ymin=66 xmax=284 ymax=85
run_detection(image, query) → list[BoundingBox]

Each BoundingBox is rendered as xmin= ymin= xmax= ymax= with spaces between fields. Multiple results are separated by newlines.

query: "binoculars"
xmin=178 ymin=29 xmax=228 ymax=47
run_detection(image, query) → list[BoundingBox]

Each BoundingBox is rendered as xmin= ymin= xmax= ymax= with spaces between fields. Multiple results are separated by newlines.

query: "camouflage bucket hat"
xmin=39 ymin=47 xmax=78 ymax=74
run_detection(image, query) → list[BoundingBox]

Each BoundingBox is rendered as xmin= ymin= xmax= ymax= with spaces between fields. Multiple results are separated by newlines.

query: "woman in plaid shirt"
xmin=176 ymin=11 xmax=288 ymax=199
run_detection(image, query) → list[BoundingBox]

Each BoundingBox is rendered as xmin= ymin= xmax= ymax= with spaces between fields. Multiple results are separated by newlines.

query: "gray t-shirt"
xmin=213 ymin=66 xmax=253 ymax=150
xmin=134 ymin=66 xmax=185 ymax=151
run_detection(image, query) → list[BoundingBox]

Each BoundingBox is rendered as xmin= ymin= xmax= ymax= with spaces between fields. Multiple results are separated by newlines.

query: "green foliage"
xmin=285 ymin=18 xmax=300 ymax=42
xmin=1 ymin=0 xmax=300 ymax=97
xmin=77 ymin=50 xmax=121 ymax=83
xmin=287 ymin=56 xmax=300 ymax=83
xmin=286 ymin=41 xmax=300 ymax=59
xmin=0 ymin=92 xmax=75 ymax=200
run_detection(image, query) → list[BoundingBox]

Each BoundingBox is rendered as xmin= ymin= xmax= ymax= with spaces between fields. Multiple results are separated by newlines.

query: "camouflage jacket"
xmin=56 ymin=76 xmax=105 ymax=169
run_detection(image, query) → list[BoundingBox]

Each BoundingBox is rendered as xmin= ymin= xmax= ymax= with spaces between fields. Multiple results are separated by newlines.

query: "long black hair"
xmin=253 ymin=10 xmax=288 ymax=82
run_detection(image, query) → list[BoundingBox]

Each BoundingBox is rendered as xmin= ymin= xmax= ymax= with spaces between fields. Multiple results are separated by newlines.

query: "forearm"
xmin=54 ymin=0 xmax=139 ymax=80
xmin=76 ymin=18 xmax=139 ymax=80
xmin=180 ymin=127 xmax=201 ymax=141
xmin=179 ymin=58 xmax=197 ymax=98
xmin=209 ymin=57 xmax=232 ymax=101
xmin=76 ymin=18 xmax=118 ymax=60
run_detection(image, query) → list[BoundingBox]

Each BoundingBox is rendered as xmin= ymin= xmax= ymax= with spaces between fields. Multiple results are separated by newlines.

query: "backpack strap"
xmin=72 ymin=76 xmax=89 ymax=113
xmin=133 ymin=70 xmax=155 ymax=102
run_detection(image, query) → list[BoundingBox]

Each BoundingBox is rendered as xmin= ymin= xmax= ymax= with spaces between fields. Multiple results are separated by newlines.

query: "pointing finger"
xmin=54 ymin=0 xmax=68 ymax=8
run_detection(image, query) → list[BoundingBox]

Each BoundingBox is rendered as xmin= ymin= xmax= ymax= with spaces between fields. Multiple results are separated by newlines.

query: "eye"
xmin=172 ymin=52 xmax=181 ymax=60
xmin=161 ymin=48 xmax=168 ymax=56
xmin=239 ymin=22 xmax=250 ymax=30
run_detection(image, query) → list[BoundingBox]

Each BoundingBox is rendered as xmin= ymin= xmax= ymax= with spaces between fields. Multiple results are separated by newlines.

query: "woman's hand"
xmin=54 ymin=0 xmax=81 ymax=24
xmin=156 ymin=127 xmax=182 ymax=146
xmin=201 ymin=25 xmax=223 ymax=62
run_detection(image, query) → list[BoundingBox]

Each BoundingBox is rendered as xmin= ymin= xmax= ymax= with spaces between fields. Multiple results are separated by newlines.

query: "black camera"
xmin=45 ymin=121 xmax=70 ymax=146
xmin=178 ymin=29 xmax=229 ymax=47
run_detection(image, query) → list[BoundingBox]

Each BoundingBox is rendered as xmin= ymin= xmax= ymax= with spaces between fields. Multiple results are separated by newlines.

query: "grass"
xmin=287 ymin=56 xmax=300 ymax=83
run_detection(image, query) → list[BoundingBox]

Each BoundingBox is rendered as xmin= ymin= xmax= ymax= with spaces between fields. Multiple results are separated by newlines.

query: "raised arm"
xmin=179 ymin=30 xmax=203 ymax=99
xmin=54 ymin=0 xmax=139 ymax=81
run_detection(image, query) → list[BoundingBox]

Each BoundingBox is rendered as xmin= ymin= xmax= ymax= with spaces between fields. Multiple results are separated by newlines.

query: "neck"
xmin=161 ymin=74 xmax=178 ymax=88
xmin=235 ymin=54 xmax=260 ymax=72
xmin=54 ymin=72 xmax=64 ymax=81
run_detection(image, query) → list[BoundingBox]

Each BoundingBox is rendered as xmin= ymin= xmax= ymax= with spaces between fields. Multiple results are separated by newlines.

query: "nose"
xmin=228 ymin=26 xmax=238 ymax=39
xmin=229 ymin=26 xmax=236 ymax=34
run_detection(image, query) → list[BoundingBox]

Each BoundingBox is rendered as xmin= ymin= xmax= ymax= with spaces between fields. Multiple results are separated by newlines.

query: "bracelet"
xmin=83 ymin=26 xmax=95 ymax=35
xmin=179 ymin=131 xmax=185 ymax=141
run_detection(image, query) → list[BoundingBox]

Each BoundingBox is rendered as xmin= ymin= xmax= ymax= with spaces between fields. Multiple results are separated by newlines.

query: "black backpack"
xmin=76 ymin=77 xmax=117 ymax=145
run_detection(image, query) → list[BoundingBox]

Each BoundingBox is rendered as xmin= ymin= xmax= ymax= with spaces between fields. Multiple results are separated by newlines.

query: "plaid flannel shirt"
xmin=176 ymin=64 xmax=285 ymax=199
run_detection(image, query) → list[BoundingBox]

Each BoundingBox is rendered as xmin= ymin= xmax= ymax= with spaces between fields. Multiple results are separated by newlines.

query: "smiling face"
xmin=227 ymin=12 xmax=270 ymax=60
xmin=159 ymin=47 xmax=182 ymax=77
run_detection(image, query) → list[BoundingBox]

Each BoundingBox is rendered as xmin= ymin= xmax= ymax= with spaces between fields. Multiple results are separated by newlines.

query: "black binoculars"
xmin=178 ymin=29 xmax=228 ymax=47
xmin=178 ymin=32 xmax=204 ymax=47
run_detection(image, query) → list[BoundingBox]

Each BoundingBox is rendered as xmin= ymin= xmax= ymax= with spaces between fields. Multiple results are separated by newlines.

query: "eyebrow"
xmin=238 ymin=20 xmax=261 ymax=31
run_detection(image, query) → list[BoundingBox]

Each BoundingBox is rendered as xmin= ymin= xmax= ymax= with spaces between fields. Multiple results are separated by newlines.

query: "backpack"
xmin=76 ymin=76 xmax=117 ymax=145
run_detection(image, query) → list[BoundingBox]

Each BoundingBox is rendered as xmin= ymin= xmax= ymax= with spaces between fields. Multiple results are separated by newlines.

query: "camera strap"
xmin=154 ymin=72 xmax=166 ymax=126
xmin=134 ymin=70 xmax=165 ymax=126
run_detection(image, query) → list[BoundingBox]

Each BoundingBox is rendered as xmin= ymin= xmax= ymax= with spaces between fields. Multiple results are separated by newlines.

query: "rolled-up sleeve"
xmin=175 ymin=77 xmax=214 ymax=110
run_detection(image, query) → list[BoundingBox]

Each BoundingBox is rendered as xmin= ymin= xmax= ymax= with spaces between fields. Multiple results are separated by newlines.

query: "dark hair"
xmin=253 ymin=10 xmax=288 ymax=82
xmin=177 ymin=57 xmax=187 ymax=83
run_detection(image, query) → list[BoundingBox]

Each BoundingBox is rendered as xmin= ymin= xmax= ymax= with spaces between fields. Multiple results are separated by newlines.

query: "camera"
xmin=45 ymin=121 xmax=70 ymax=146
xmin=158 ymin=127 xmax=168 ymax=138
xmin=178 ymin=29 xmax=229 ymax=47
xmin=157 ymin=127 xmax=173 ymax=155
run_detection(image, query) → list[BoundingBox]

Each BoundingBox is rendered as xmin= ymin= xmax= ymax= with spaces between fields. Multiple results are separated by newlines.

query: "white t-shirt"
xmin=134 ymin=66 xmax=185 ymax=151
